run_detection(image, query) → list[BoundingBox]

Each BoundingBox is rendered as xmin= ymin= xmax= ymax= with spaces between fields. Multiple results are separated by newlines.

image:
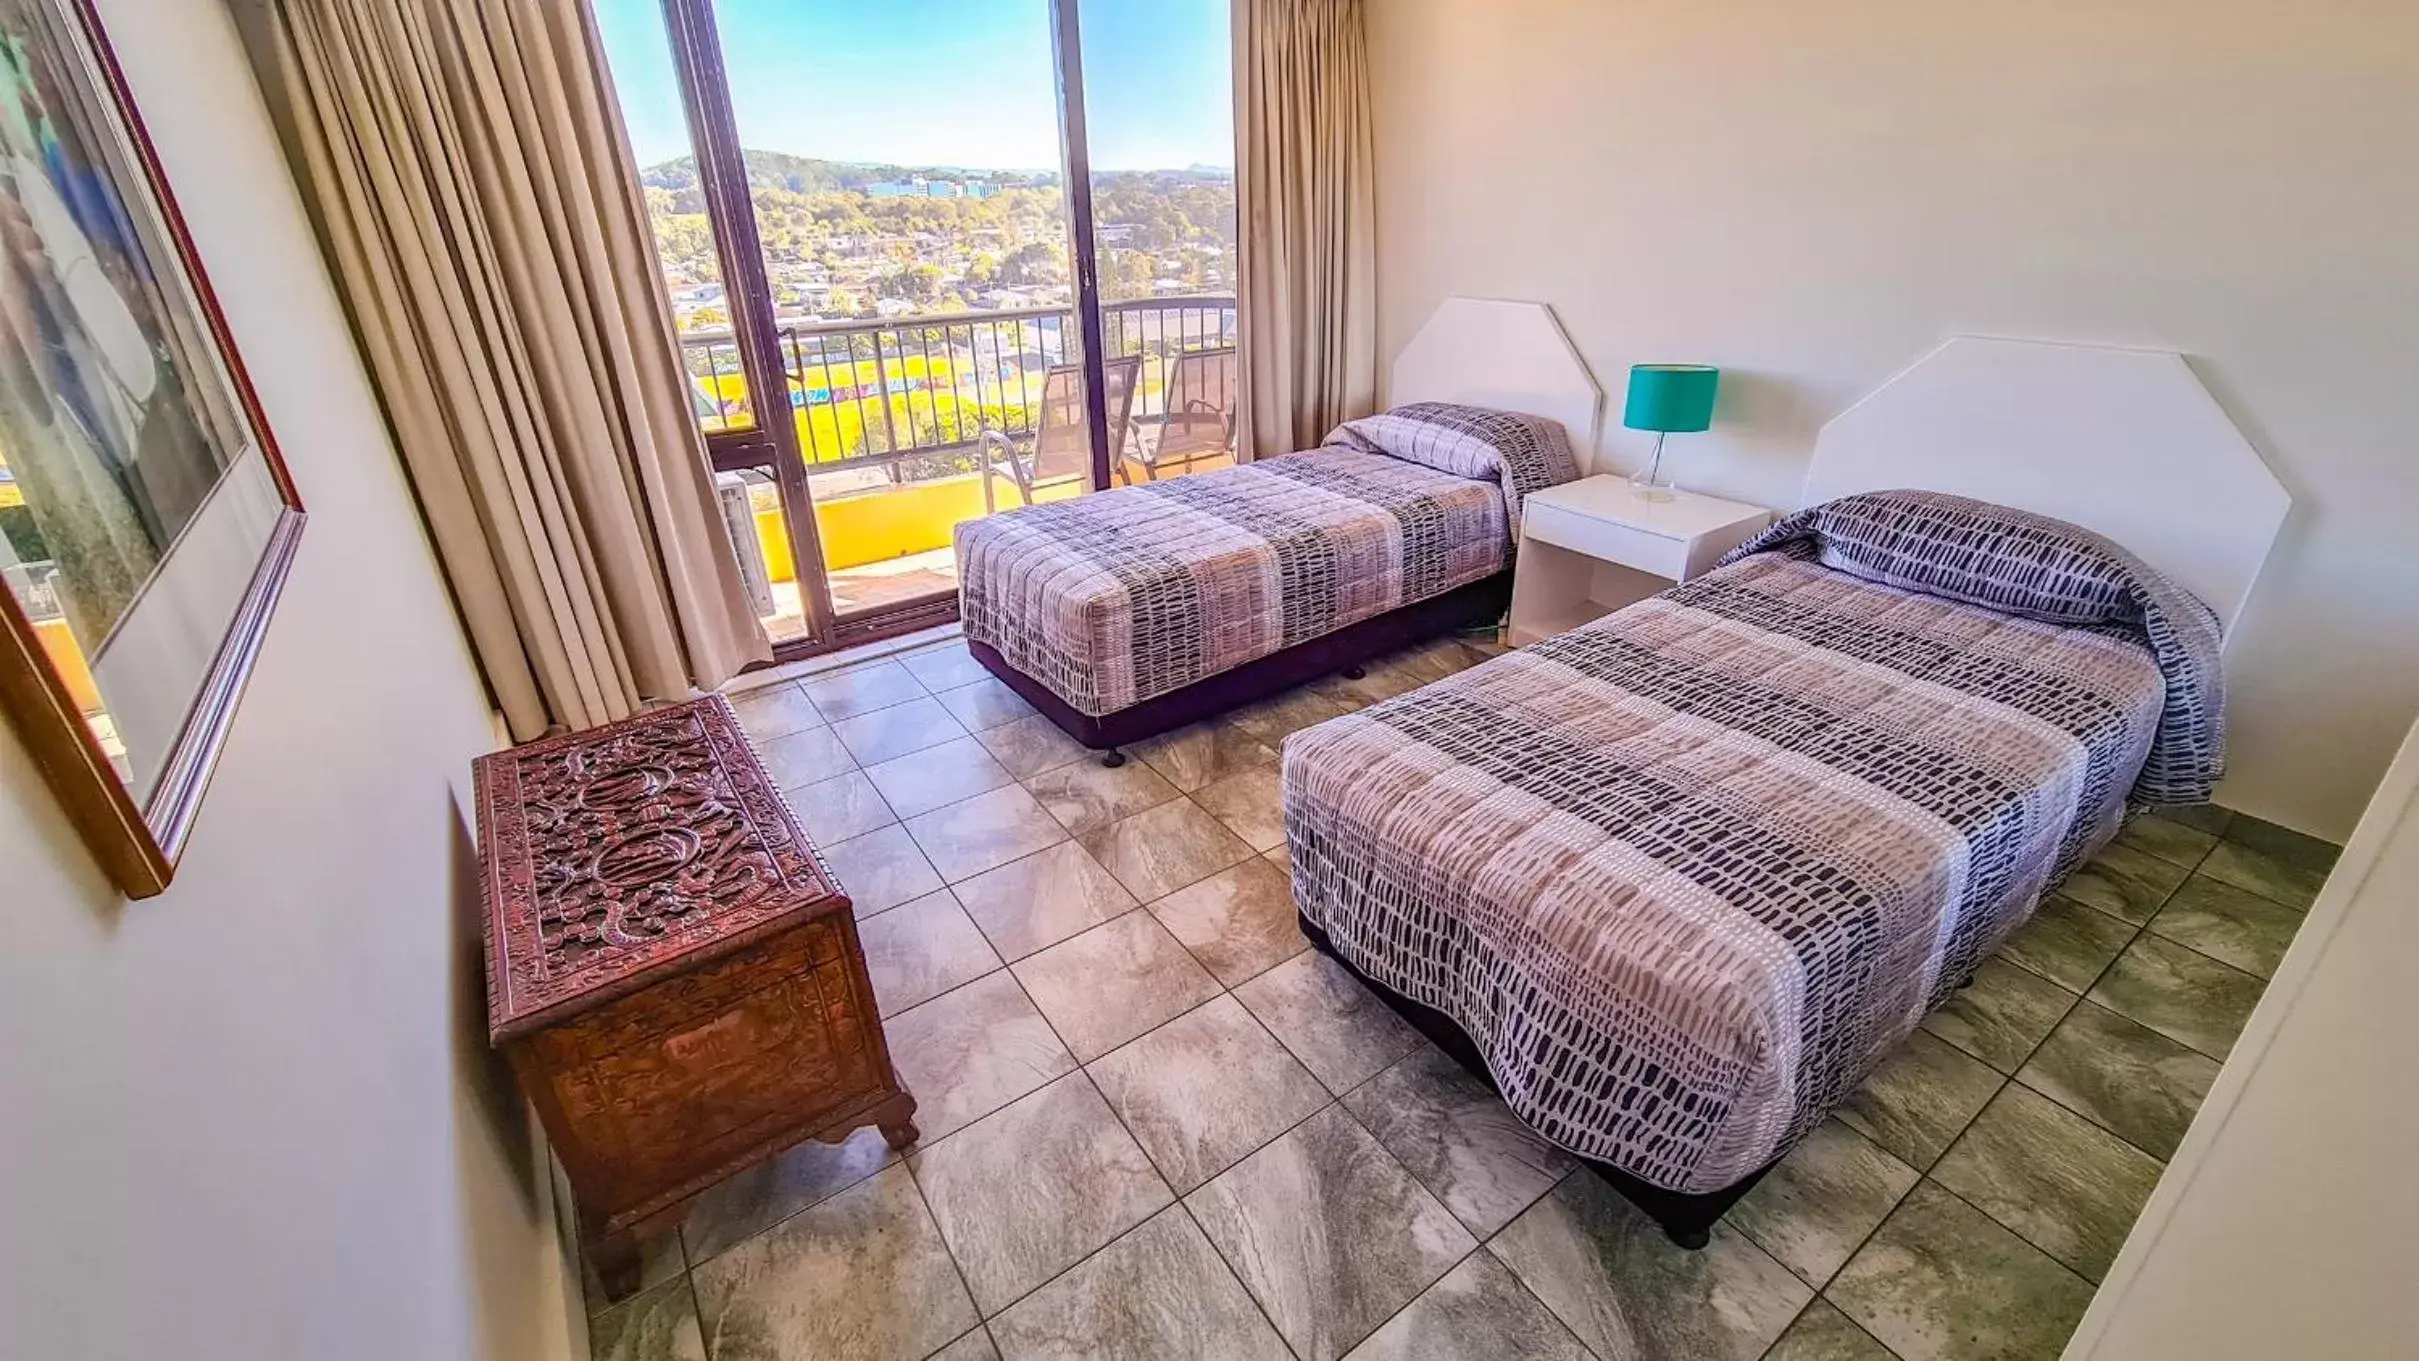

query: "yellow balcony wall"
xmin=748 ymin=469 xmax=1085 ymax=583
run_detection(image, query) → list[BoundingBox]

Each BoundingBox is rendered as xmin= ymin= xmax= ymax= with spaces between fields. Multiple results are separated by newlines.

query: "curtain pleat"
xmin=242 ymin=0 xmax=771 ymax=741
xmin=1234 ymin=0 xmax=1379 ymax=460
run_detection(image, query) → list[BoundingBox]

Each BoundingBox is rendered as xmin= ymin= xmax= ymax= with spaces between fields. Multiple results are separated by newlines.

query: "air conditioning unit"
xmin=715 ymin=470 xmax=777 ymax=618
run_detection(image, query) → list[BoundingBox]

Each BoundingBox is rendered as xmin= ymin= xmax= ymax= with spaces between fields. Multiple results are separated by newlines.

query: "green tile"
xmin=1930 ymin=1085 xmax=2165 ymax=1282
xmin=2016 ymin=1001 xmax=2220 ymax=1160
xmin=2112 ymin=813 xmax=2217 ymax=870
xmin=2198 ymin=840 xmax=2328 ymax=912
xmin=2158 ymin=803 xmax=2235 ymax=837
xmin=1995 ymin=895 xmax=2136 ymax=992
xmin=1921 ymin=958 xmax=2077 ymax=1073
xmin=1827 ymin=1181 xmax=2095 ymax=1361
xmin=1730 ymin=1119 xmax=1919 ymax=1288
xmin=1763 ymin=1300 xmax=1896 ymax=1361
xmin=2223 ymin=812 xmax=2340 ymax=873
xmin=2149 ymin=875 xmax=2306 ymax=978
xmin=1836 ymin=1032 xmax=2005 ymax=1171
xmin=2060 ymin=842 xmax=2190 ymax=924
xmin=2088 ymin=934 xmax=2266 ymax=1061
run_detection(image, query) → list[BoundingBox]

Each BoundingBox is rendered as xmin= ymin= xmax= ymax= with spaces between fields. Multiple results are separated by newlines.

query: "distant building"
xmin=925 ymin=181 xmax=963 ymax=199
xmin=963 ymin=181 xmax=994 ymax=199
xmin=866 ymin=182 xmax=916 ymax=198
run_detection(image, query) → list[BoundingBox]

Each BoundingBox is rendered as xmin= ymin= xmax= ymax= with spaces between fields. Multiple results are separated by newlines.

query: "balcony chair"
xmin=980 ymin=355 xmax=1140 ymax=512
xmin=1121 ymin=346 xmax=1238 ymax=484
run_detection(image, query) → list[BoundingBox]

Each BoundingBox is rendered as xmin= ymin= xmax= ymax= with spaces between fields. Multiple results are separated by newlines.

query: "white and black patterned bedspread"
xmin=957 ymin=404 xmax=1576 ymax=717
xmin=1282 ymin=550 xmax=2177 ymax=1193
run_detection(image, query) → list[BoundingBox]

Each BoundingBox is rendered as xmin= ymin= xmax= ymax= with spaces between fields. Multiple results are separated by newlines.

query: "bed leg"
xmin=1341 ymin=665 xmax=1368 ymax=680
xmin=1665 ymin=1226 xmax=1712 ymax=1251
xmin=1100 ymin=750 xmax=1128 ymax=768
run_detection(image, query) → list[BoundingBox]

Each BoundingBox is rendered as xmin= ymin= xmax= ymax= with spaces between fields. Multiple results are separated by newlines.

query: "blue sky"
xmin=594 ymin=0 xmax=1234 ymax=173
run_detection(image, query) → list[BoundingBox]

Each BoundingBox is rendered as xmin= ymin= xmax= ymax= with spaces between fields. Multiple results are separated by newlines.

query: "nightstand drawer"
xmin=1524 ymin=499 xmax=1691 ymax=579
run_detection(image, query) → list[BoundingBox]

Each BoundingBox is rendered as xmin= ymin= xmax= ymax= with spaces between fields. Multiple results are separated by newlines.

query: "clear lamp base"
xmin=1628 ymin=472 xmax=1676 ymax=503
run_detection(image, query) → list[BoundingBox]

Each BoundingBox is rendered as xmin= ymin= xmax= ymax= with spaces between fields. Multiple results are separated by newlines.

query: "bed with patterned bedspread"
xmin=956 ymin=403 xmax=1577 ymax=722
xmin=1281 ymin=489 xmax=2224 ymax=1202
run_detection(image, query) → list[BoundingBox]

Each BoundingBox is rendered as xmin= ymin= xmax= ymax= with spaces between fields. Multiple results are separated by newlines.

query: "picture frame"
xmin=0 ymin=0 xmax=305 ymax=898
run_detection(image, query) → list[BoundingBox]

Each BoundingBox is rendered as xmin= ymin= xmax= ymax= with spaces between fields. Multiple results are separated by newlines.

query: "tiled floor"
xmin=590 ymin=632 xmax=2337 ymax=1361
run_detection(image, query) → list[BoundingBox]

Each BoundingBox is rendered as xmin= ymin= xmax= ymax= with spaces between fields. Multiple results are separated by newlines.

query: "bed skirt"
xmin=967 ymin=570 xmax=1513 ymax=751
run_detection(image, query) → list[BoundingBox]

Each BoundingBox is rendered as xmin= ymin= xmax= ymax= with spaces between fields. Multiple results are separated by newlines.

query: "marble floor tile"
xmin=907 ymin=784 xmax=1070 ymax=883
xmin=1835 ymin=1031 xmax=2006 ymax=1170
xmin=755 ymin=724 xmax=857 ymax=791
xmin=783 ymin=768 xmax=897 ymax=845
xmin=1993 ymin=895 xmax=2136 ymax=992
xmin=2015 ymin=1000 xmax=2220 ymax=1160
xmin=885 ymin=970 xmax=1077 ymax=1139
xmin=692 ymin=1164 xmax=977 ymax=1361
xmin=952 ymin=840 xmax=1138 ymax=961
xmin=1189 ymin=765 xmax=1287 ymax=852
xmin=1931 ymin=1084 xmax=2164 ymax=1282
xmin=1341 ymin=1046 xmax=1576 ymax=1237
xmin=2223 ymin=811 xmax=2340 ymax=872
xmin=1187 ymin=1105 xmax=1476 ymax=1360
xmin=1227 ymin=688 xmax=1355 ymax=747
xmin=823 ymin=824 xmax=947 ymax=919
xmin=900 ymin=642 xmax=993 ymax=693
xmin=590 ymin=1277 xmax=707 ymax=1361
xmin=1919 ymin=958 xmax=2077 ymax=1073
xmin=730 ymin=682 xmax=824 ymax=742
xmin=2088 ymin=932 xmax=2265 ymax=1060
xmin=2059 ymin=841 xmax=2190 ymax=924
xmin=1022 ymin=758 xmax=1181 ymax=835
xmin=1490 ymin=1172 xmax=1809 ymax=1361
xmin=1729 ymin=1118 xmax=1920 ymax=1289
xmin=1086 ymin=994 xmax=1331 ymax=1193
xmin=863 ymin=736 xmax=1015 ymax=820
xmin=1145 ymin=857 xmax=1307 ymax=986
xmin=1313 ymin=654 xmax=1431 ymax=705
xmin=1344 ymin=1249 xmax=1589 ymax=1361
xmin=1763 ymin=1300 xmax=1896 ymax=1361
xmin=1078 ymin=798 xmax=1256 ymax=901
xmin=974 ymin=714 xmax=1091 ymax=779
xmin=910 ymin=1073 xmax=1173 ymax=1316
xmin=2113 ymin=812 xmax=2218 ymax=871
xmin=834 ymin=695 xmax=971 ymax=767
xmin=1826 ymin=1181 xmax=2095 ymax=1361
xmin=859 ymin=890 xmax=1003 ymax=1018
xmin=2198 ymin=839 xmax=2329 ymax=911
xmin=1129 ymin=720 xmax=1277 ymax=793
xmin=933 ymin=676 xmax=1037 ymax=733
xmin=987 ymin=1207 xmax=1290 ymax=1361
xmin=1011 ymin=911 xmax=1223 ymax=1060
xmin=2148 ymin=875 xmax=2304 ymax=978
xmin=2159 ymin=802 xmax=2235 ymax=836
xmin=931 ymin=1328 xmax=999 ymax=1361
xmin=801 ymin=658 xmax=929 ymax=722
xmin=1234 ymin=949 xmax=1425 ymax=1094
xmin=682 ymin=1125 xmax=897 ymax=1264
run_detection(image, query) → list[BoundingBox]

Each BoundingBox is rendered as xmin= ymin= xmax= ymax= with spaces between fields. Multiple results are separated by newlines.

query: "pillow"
xmin=1723 ymin=488 xmax=2227 ymax=806
xmin=1323 ymin=403 xmax=1579 ymax=538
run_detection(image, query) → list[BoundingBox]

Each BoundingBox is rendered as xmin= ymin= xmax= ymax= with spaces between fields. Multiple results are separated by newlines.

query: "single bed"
xmin=957 ymin=402 xmax=1580 ymax=751
xmin=1279 ymin=335 xmax=2290 ymax=1247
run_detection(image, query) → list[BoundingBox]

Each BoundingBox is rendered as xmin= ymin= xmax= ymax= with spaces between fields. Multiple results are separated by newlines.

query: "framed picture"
xmin=0 ymin=0 xmax=305 ymax=897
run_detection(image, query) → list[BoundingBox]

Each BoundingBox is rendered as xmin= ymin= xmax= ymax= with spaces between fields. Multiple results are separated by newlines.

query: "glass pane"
xmin=1081 ymin=0 xmax=1239 ymax=485
xmin=715 ymin=0 xmax=1092 ymax=620
xmin=594 ymin=0 xmax=753 ymax=432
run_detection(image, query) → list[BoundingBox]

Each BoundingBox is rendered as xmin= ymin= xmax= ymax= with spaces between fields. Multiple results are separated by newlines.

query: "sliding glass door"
xmin=595 ymin=0 xmax=1240 ymax=656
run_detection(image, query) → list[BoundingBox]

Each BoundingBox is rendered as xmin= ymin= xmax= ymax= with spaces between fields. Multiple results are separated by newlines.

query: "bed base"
xmin=1295 ymin=909 xmax=1774 ymax=1250
xmin=966 ymin=571 xmax=1513 ymax=754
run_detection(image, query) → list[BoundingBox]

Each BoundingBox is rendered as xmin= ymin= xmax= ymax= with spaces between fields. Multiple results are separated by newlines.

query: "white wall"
xmin=2069 ymin=717 xmax=2419 ymax=1357
xmin=1366 ymin=0 xmax=2419 ymax=840
xmin=0 ymin=1 xmax=574 ymax=1357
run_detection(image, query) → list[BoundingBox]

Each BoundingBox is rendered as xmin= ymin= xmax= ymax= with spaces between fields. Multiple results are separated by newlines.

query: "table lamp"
xmin=1623 ymin=364 xmax=1720 ymax=502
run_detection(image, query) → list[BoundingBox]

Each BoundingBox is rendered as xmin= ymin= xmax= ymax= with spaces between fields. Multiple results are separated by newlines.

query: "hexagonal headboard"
xmin=1391 ymin=297 xmax=1606 ymax=471
xmin=1804 ymin=336 xmax=2290 ymax=635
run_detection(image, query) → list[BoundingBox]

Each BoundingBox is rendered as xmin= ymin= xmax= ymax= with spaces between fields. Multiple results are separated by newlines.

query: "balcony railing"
xmin=679 ymin=295 xmax=1237 ymax=479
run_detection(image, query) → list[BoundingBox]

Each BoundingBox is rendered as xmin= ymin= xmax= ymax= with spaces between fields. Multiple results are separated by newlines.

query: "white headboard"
xmin=1804 ymin=336 xmax=2290 ymax=634
xmin=1391 ymin=297 xmax=1605 ymax=470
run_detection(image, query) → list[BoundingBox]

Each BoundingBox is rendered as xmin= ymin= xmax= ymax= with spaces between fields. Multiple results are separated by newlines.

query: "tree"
xmin=875 ymin=264 xmax=944 ymax=303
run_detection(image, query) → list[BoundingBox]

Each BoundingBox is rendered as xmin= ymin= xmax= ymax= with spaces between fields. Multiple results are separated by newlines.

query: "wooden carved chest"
xmin=474 ymin=694 xmax=916 ymax=1298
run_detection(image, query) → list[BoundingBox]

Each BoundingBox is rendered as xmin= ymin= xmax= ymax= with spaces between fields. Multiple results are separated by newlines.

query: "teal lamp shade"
xmin=1623 ymin=364 xmax=1720 ymax=433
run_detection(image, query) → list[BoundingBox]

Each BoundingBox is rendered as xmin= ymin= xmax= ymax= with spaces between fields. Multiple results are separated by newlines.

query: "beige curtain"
xmin=242 ymin=0 xmax=771 ymax=741
xmin=1234 ymin=0 xmax=1379 ymax=460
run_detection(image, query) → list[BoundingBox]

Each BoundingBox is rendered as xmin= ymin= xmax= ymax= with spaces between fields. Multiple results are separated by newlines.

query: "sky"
xmin=594 ymin=0 xmax=1234 ymax=173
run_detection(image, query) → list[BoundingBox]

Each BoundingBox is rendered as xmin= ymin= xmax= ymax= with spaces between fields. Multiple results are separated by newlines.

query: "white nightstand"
xmin=1507 ymin=476 xmax=1775 ymax=646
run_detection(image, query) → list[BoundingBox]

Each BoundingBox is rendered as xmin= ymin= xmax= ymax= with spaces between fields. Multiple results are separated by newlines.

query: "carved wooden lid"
xmin=474 ymin=694 xmax=848 ymax=1042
